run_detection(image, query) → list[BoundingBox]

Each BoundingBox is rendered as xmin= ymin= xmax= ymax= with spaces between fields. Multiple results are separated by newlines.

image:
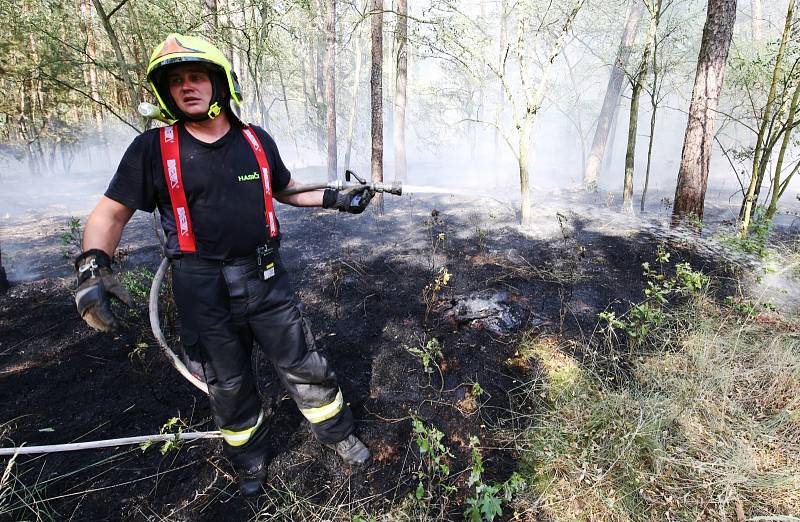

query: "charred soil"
xmin=0 ymin=192 xmax=748 ymax=521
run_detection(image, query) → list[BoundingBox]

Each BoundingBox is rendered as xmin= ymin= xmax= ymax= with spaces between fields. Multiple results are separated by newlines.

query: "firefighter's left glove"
xmin=322 ymin=185 xmax=375 ymax=214
xmin=73 ymin=249 xmax=133 ymax=332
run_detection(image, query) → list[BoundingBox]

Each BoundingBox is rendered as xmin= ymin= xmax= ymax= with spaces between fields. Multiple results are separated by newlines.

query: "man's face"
xmin=167 ymin=63 xmax=214 ymax=118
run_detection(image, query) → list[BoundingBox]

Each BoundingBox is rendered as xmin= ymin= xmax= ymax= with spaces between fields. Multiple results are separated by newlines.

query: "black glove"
xmin=74 ymin=249 xmax=132 ymax=332
xmin=322 ymin=185 xmax=375 ymax=214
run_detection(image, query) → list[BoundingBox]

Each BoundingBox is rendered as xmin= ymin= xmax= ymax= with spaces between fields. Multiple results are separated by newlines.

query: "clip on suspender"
xmin=158 ymin=124 xmax=279 ymax=255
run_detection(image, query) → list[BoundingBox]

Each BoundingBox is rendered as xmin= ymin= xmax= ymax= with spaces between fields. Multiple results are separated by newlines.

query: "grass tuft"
xmin=512 ymin=293 xmax=800 ymax=521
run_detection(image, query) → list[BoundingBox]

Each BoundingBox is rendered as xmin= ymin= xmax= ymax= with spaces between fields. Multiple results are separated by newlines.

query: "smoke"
xmin=0 ymin=124 xmax=137 ymax=282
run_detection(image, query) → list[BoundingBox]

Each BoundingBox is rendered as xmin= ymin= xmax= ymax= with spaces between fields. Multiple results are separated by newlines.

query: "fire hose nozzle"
xmin=371 ymin=181 xmax=403 ymax=196
xmin=138 ymin=102 xmax=173 ymax=124
xmin=327 ymin=180 xmax=402 ymax=196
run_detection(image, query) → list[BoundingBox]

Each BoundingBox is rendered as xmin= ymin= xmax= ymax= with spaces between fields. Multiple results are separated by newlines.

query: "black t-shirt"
xmin=105 ymin=123 xmax=291 ymax=260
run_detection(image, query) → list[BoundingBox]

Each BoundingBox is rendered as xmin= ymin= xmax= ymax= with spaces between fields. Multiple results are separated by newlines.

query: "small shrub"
xmin=60 ymin=217 xmax=81 ymax=258
xmin=422 ymin=267 xmax=451 ymax=324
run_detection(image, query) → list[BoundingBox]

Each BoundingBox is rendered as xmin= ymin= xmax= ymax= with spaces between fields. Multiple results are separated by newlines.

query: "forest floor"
xmin=1 ymin=182 xmax=799 ymax=521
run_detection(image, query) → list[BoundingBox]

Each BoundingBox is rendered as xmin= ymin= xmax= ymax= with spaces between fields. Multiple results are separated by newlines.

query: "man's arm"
xmin=73 ymin=196 xmax=135 ymax=332
xmin=274 ymin=179 xmax=374 ymax=213
xmin=82 ymin=196 xmax=136 ymax=255
xmin=274 ymin=179 xmax=324 ymax=207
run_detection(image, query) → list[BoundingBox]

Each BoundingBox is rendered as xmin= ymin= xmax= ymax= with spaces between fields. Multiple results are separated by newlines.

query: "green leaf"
xmin=481 ymin=493 xmax=503 ymax=520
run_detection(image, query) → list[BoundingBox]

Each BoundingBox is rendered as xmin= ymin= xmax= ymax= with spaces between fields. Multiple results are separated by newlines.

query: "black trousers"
xmin=171 ymin=252 xmax=354 ymax=470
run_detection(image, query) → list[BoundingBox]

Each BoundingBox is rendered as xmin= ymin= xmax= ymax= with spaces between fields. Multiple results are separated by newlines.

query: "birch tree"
xmin=622 ymin=0 xmax=658 ymax=212
xmin=393 ymin=0 xmax=408 ymax=182
xmin=739 ymin=0 xmax=795 ymax=235
xmin=424 ymin=0 xmax=586 ymax=227
xmin=582 ymin=0 xmax=645 ymax=190
xmin=325 ymin=0 xmax=338 ymax=180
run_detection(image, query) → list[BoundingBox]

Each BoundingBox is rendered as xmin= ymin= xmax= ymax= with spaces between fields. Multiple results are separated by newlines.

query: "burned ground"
xmin=0 ymin=191 xmax=769 ymax=521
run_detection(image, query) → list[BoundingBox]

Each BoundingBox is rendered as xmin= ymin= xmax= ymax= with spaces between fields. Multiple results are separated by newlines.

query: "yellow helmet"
xmin=146 ymin=33 xmax=243 ymax=122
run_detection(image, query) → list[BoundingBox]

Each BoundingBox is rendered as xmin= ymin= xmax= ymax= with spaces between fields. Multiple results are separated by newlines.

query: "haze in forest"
xmin=1 ymin=0 xmax=798 ymax=225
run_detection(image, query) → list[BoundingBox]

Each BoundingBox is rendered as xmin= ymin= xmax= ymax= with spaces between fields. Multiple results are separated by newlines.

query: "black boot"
xmin=237 ymin=461 xmax=267 ymax=497
xmin=326 ymin=434 xmax=370 ymax=467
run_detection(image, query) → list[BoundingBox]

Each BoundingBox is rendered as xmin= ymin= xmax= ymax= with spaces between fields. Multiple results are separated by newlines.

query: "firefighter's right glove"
xmin=322 ymin=185 xmax=375 ymax=214
xmin=73 ymin=249 xmax=132 ymax=332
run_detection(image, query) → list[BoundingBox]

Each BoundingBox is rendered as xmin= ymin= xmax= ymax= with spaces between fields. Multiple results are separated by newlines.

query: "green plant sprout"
xmin=140 ymin=417 xmax=188 ymax=455
xmin=598 ymin=247 xmax=709 ymax=345
xmin=60 ymin=217 xmax=82 ymax=258
xmin=422 ymin=267 xmax=451 ymax=324
xmin=463 ymin=436 xmax=526 ymax=522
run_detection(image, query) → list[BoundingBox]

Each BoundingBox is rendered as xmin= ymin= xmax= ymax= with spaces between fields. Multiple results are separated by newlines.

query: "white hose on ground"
xmin=0 ymin=431 xmax=222 ymax=456
xmin=149 ymin=257 xmax=209 ymax=394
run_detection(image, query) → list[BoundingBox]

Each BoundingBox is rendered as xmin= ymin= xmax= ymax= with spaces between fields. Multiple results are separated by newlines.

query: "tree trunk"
xmin=81 ymin=0 xmax=103 ymax=131
xmin=582 ymin=0 xmax=645 ymax=190
xmin=325 ymin=0 xmax=338 ymax=181
xmin=345 ymin=34 xmax=364 ymax=172
xmin=393 ymin=0 xmax=407 ymax=182
xmin=751 ymin=0 xmax=763 ymax=41
xmin=765 ymin=77 xmax=800 ymax=220
xmin=519 ymin=118 xmax=532 ymax=228
xmin=641 ymin=0 xmax=663 ymax=213
xmin=0 ymin=246 xmax=8 ymax=293
xmin=622 ymin=3 xmax=656 ymax=212
xmin=370 ymin=0 xmax=384 ymax=214
xmin=622 ymin=70 xmax=645 ymax=212
xmin=202 ymin=0 xmax=217 ymax=40
xmin=277 ymin=64 xmax=300 ymax=157
xmin=740 ymin=0 xmax=794 ymax=235
xmin=493 ymin=0 xmax=508 ymax=162
xmin=92 ymin=0 xmax=143 ymax=129
xmin=672 ymin=0 xmax=737 ymax=224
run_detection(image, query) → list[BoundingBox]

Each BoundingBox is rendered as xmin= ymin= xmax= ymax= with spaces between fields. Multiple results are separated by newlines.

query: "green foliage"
xmin=411 ymin=416 xmax=455 ymax=506
xmin=59 ymin=217 xmax=81 ymax=258
xmin=118 ymin=267 xmax=154 ymax=306
xmin=409 ymin=419 xmax=525 ymax=521
xmin=721 ymin=207 xmax=773 ymax=258
xmin=724 ymin=295 xmax=777 ymax=317
xmin=598 ymin=245 xmax=708 ymax=345
xmin=407 ymin=337 xmax=443 ymax=374
xmin=140 ymin=417 xmax=188 ymax=455
xmin=463 ymin=436 xmax=526 ymax=522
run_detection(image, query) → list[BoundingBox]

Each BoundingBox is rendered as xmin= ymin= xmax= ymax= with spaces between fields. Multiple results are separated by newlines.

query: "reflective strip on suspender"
xmin=159 ymin=125 xmax=197 ymax=253
xmin=158 ymin=124 xmax=279 ymax=254
xmin=299 ymin=389 xmax=344 ymax=424
xmin=241 ymin=126 xmax=279 ymax=239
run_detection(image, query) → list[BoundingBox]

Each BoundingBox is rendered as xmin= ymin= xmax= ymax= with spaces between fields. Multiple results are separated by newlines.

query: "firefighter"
xmin=73 ymin=34 xmax=372 ymax=497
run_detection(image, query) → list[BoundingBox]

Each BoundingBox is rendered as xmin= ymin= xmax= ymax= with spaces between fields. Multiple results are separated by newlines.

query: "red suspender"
xmin=158 ymin=124 xmax=278 ymax=255
xmin=159 ymin=125 xmax=197 ymax=253
xmin=241 ymin=126 xmax=279 ymax=239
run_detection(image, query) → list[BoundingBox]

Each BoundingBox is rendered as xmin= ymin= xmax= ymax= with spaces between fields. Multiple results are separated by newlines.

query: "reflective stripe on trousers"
xmin=220 ymin=410 xmax=265 ymax=447
xmin=299 ymin=389 xmax=344 ymax=424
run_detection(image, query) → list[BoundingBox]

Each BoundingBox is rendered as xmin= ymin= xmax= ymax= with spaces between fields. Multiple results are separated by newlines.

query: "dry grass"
xmin=509 ymin=294 xmax=800 ymax=521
